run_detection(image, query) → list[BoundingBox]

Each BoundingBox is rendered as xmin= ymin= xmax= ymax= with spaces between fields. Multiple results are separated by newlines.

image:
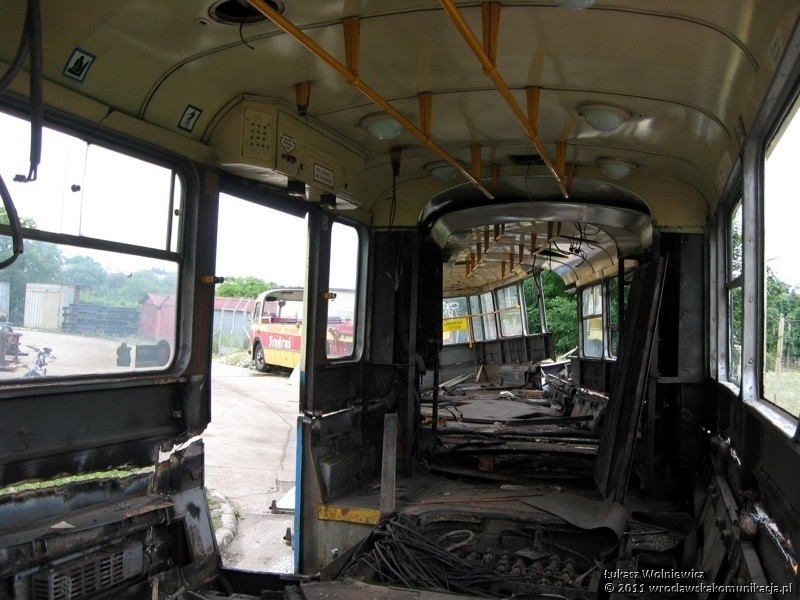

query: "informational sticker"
xmin=280 ymin=133 xmax=296 ymax=154
xmin=442 ymin=317 xmax=468 ymax=332
xmin=178 ymin=105 xmax=202 ymax=132
xmin=313 ymin=163 xmax=335 ymax=188
xmin=62 ymin=48 xmax=96 ymax=83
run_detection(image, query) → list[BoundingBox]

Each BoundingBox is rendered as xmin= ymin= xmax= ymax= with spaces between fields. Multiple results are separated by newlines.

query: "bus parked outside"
xmin=249 ymin=288 xmax=355 ymax=372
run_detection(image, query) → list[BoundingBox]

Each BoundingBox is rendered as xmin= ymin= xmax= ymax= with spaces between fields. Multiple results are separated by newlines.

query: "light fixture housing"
xmin=598 ymin=157 xmax=638 ymax=179
xmin=360 ymin=113 xmax=404 ymax=140
xmin=554 ymin=0 xmax=595 ymax=9
xmin=579 ymin=103 xmax=630 ymax=132
xmin=425 ymin=160 xmax=461 ymax=181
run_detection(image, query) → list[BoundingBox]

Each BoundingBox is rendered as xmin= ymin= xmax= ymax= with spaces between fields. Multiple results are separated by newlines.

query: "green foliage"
xmin=0 ymin=224 xmax=65 ymax=322
xmin=0 ymin=209 xmax=177 ymax=319
xmin=523 ymin=270 xmax=578 ymax=356
xmin=81 ymin=268 xmax=177 ymax=307
xmin=217 ymin=276 xmax=282 ymax=298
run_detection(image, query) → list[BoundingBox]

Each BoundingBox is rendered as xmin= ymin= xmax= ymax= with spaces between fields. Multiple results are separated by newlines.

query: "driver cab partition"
xmin=296 ymin=224 xmax=441 ymax=572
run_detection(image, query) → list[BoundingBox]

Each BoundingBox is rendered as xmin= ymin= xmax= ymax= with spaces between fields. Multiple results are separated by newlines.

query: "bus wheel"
xmin=254 ymin=343 xmax=268 ymax=373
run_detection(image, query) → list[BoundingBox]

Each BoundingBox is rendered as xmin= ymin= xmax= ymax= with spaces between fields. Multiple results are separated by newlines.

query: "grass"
xmin=216 ymin=349 xmax=252 ymax=367
xmin=0 ymin=467 xmax=154 ymax=497
xmin=207 ymin=491 xmax=223 ymax=531
xmin=763 ymin=368 xmax=800 ymax=417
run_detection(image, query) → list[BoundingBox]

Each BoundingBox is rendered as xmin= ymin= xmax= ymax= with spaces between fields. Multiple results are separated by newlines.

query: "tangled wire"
xmin=341 ymin=514 xmax=526 ymax=598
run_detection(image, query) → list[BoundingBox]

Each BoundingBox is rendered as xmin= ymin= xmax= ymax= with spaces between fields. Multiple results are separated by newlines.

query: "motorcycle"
xmin=24 ymin=346 xmax=56 ymax=378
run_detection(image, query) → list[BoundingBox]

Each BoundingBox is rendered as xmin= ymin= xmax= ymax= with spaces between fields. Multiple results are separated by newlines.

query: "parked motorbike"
xmin=24 ymin=346 xmax=56 ymax=378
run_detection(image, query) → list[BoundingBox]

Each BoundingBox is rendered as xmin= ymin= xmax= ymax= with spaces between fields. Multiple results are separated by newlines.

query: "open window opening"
xmin=763 ymin=98 xmax=800 ymax=417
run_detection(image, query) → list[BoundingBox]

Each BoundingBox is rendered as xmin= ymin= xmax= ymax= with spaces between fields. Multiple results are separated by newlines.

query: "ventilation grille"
xmin=30 ymin=543 xmax=143 ymax=600
xmin=320 ymin=446 xmax=375 ymax=500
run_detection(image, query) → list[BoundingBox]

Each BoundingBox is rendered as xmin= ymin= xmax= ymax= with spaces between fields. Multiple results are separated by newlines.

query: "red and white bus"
xmin=249 ymin=288 xmax=355 ymax=372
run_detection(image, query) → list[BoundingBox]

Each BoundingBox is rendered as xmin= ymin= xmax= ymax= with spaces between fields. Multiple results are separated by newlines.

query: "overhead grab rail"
xmin=439 ymin=0 xmax=570 ymax=198
xmin=247 ymin=0 xmax=494 ymax=200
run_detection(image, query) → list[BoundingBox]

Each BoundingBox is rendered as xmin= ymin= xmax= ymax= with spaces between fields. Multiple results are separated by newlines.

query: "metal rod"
xmin=439 ymin=0 xmax=568 ymax=198
xmin=248 ymin=0 xmax=494 ymax=199
xmin=380 ymin=413 xmax=398 ymax=518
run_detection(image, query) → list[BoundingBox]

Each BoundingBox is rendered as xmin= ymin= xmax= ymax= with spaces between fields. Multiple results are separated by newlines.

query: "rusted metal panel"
xmin=595 ymin=258 xmax=666 ymax=503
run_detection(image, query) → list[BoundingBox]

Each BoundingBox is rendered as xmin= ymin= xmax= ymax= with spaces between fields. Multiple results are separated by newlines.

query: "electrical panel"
xmin=209 ymin=98 xmax=364 ymax=208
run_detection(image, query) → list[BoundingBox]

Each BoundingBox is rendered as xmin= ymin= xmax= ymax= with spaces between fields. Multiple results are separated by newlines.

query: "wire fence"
xmin=212 ymin=301 xmax=254 ymax=356
xmin=764 ymin=314 xmax=800 ymax=417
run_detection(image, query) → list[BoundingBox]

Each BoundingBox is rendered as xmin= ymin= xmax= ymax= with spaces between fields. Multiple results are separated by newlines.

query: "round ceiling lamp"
xmin=360 ymin=113 xmax=404 ymax=140
xmin=426 ymin=160 xmax=461 ymax=181
xmin=579 ymin=103 xmax=630 ymax=132
xmin=598 ymin=157 xmax=638 ymax=179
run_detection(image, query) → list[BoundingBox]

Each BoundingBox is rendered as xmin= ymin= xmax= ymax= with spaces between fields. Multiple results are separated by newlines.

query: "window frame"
xmin=725 ymin=201 xmax=744 ymax=386
xmin=325 ymin=219 xmax=363 ymax=362
xmin=0 ymin=103 xmax=194 ymax=379
xmin=495 ymin=282 xmax=525 ymax=338
xmin=580 ymin=282 xmax=605 ymax=359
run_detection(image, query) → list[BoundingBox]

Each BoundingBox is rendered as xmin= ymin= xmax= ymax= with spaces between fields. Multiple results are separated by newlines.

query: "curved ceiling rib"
xmin=247 ymin=0 xmax=495 ymax=200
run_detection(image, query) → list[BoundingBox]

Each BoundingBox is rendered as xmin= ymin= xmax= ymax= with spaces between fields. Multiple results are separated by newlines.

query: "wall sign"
xmin=178 ymin=105 xmax=202 ymax=132
xmin=62 ymin=48 xmax=96 ymax=83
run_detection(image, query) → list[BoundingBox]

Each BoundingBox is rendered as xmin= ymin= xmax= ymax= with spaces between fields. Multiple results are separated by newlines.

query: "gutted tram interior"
xmin=1 ymin=1 xmax=800 ymax=599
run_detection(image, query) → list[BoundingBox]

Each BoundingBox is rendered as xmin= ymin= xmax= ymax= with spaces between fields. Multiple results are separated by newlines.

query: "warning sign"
xmin=313 ymin=163 xmax=335 ymax=188
xmin=62 ymin=48 xmax=96 ymax=83
xmin=280 ymin=133 xmax=296 ymax=154
xmin=178 ymin=105 xmax=202 ymax=132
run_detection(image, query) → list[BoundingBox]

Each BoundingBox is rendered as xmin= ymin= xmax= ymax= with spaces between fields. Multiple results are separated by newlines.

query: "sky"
xmin=765 ymin=108 xmax=800 ymax=289
xmin=215 ymin=193 xmax=307 ymax=287
xmin=216 ymin=193 xmax=359 ymax=290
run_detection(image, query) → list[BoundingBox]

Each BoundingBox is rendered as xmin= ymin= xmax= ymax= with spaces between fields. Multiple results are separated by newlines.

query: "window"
xmin=496 ymin=283 xmax=524 ymax=337
xmin=469 ymin=295 xmax=484 ymax=342
xmin=763 ymin=102 xmax=800 ymax=415
xmin=0 ymin=112 xmax=182 ymax=380
xmin=607 ymin=273 xmax=632 ymax=359
xmin=326 ymin=222 xmax=358 ymax=359
xmin=581 ymin=284 xmax=604 ymax=358
xmin=480 ymin=291 xmax=498 ymax=340
xmin=523 ymin=275 xmax=542 ymax=334
xmin=726 ymin=203 xmax=743 ymax=385
xmin=442 ymin=296 xmax=469 ymax=345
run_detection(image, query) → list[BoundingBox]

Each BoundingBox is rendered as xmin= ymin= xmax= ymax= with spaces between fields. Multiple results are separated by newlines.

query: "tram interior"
xmin=1 ymin=1 xmax=799 ymax=599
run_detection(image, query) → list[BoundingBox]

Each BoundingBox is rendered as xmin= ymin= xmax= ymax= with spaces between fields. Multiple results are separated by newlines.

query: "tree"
xmin=63 ymin=255 xmax=108 ymax=289
xmin=524 ymin=270 xmax=578 ymax=356
xmin=83 ymin=267 xmax=178 ymax=307
xmin=217 ymin=276 xmax=282 ymax=298
xmin=0 ymin=213 xmax=65 ymax=322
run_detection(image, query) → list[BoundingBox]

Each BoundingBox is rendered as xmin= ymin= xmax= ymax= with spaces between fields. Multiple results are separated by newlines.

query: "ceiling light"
xmin=554 ymin=0 xmax=595 ymax=9
xmin=579 ymin=103 xmax=630 ymax=132
xmin=361 ymin=113 xmax=403 ymax=140
xmin=598 ymin=158 xmax=637 ymax=179
xmin=426 ymin=160 xmax=461 ymax=181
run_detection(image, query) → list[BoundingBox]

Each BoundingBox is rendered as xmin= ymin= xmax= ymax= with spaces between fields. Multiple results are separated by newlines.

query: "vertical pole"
xmin=618 ymin=255 xmax=626 ymax=330
xmin=432 ymin=355 xmax=440 ymax=437
xmin=405 ymin=231 xmax=420 ymax=476
xmin=380 ymin=413 xmax=398 ymax=519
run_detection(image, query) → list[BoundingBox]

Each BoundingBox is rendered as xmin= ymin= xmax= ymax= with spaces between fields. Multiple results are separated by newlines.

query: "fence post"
xmin=774 ymin=314 xmax=785 ymax=403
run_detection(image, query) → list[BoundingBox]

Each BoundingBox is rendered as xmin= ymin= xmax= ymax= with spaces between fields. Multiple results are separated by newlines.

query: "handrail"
xmin=248 ymin=0 xmax=495 ymax=200
xmin=439 ymin=0 xmax=569 ymax=198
